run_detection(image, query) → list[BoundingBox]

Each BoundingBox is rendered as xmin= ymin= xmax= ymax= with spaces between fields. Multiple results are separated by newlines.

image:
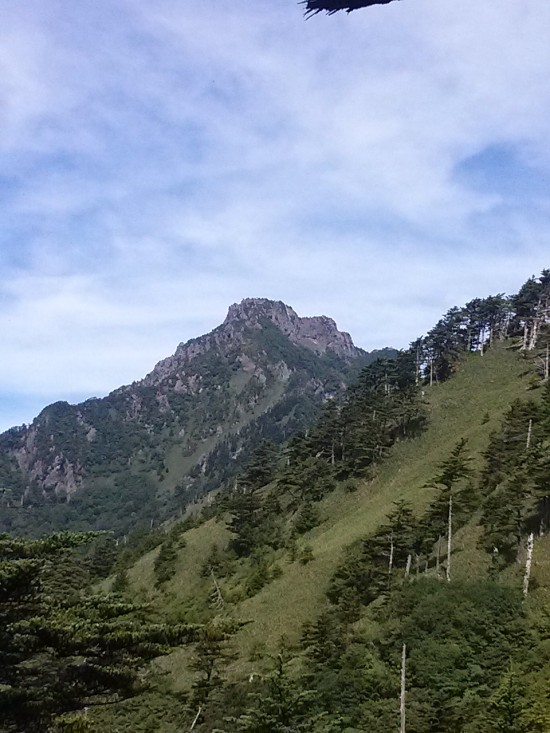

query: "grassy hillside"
xmin=124 ymin=344 xmax=534 ymax=684
xmin=10 ymin=278 xmax=550 ymax=733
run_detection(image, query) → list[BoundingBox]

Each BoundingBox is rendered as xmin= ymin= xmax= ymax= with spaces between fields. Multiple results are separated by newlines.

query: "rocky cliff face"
xmin=221 ymin=299 xmax=358 ymax=356
xmin=140 ymin=298 xmax=362 ymax=388
xmin=0 ymin=299 xmax=392 ymax=535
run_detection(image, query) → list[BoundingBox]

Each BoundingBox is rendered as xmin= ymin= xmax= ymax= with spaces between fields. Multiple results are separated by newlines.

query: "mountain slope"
xmin=6 ymin=270 xmax=550 ymax=733
xmin=93 ymin=271 xmax=550 ymax=732
xmin=0 ymin=299 xmax=392 ymax=535
xmin=125 ymin=343 xmax=532 ymax=667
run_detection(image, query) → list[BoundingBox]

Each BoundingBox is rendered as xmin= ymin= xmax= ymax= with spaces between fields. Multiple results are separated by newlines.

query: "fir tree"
xmin=153 ymin=537 xmax=178 ymax=587
xmin=0 ymin=532 xmax=197 ymax=733
xmin=235 ymin=653 xmax=314 ymax=732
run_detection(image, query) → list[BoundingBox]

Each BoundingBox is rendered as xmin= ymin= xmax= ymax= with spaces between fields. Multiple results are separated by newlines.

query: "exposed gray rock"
xmin=141 ymin=298 xmax=362 ymax=387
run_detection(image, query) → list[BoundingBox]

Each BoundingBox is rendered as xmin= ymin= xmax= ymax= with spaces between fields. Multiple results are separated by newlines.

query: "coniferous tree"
xmin=111 ymin=568 xmax=130 ymax=595
xmin=480 ymin=399 xmax=539 ymax=495
xmin=227 ymin=490 xmax=263 ymax=557
xmin=303 ymin=0 xmax=400 ymax=15
xmin=189 ymin=623 xmax=236 ymax=714
xmin=512 ymin=270 xmax=550 ymax=351
xmin=294 ymin=501 xmax=321 ymax=534
xmin=485 ymin=666 xmax=529 ymax=733
xmin=0 ymin=532 xmax=196 ymax=733
xmin=425 ymin=439 xmax=474 ymax=537
xmin=481 ymin=470 xmax=530 ymax=562
xmin=235 ymin=652 xmax=314 ymax=732
xmin=153 ymin=537 xmax=178 ymax=587
xmin=241 ymin=440 xmax=278 ymax=491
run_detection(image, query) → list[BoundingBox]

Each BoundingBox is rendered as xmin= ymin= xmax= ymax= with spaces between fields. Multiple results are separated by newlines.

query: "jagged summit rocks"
xmin=143 ymin=299 xmax=362 ymax=387
xmin=222 ymin=299 xmax=359 ymax=357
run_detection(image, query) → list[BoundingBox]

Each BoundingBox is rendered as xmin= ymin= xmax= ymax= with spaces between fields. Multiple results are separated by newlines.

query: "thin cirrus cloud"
xmin=1 ymin=0 xmax=550 ymax=431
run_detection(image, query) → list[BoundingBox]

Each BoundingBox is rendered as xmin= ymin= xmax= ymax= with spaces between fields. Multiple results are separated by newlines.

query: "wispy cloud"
xmin=1 ymin=0 xmax=550 ymax=430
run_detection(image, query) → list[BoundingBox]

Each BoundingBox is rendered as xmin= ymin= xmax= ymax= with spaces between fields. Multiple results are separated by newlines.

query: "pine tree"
xmin=227 ymin=490 xmax=263 ymax=557
xmin=153 ymin=537 xmax=178 ymax=587
xmin=0 ymin=532 xmax=197 ymax=733
xmin=481 ymin=471 xmax=528 ymax=562
xmin=425 ymin=439 xmax=473 ymax=534
xmin=480 ymin=400 xmax=539 ymax=495
xmin=241 ymin=440 xmax=278 ymax=491
xmin=235 ymin=653 xmax=314 ymax=732
xmin=294 ymin=502 xmax=321 ymax=534
xmin=486 ymin=666 xmax=529 ymax=733
xmin=303 ymin=0 xmax=400 ymax=15
xmin=189 ymin=623 xmax=236 ymax=711
xmin=111 ymin=568 xmax=130 ymax=594
xmin=424 ymin=440 xmax=473 ymax=580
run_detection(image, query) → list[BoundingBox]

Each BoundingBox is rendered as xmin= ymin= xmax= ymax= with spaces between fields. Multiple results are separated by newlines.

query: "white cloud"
xmin=1 ymin=0 xmax=550 ymax=431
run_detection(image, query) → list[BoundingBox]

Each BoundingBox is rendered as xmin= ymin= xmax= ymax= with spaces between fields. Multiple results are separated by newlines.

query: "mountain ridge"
xmin=135 ymin=298 xmax=363 ymax=389
xmin=0 ymin=298 xmax=393 ymax=536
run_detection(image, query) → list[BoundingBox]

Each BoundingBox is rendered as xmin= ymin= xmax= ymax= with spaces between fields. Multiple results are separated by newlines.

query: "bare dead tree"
xmin=400 ymin=643 xmax=407 ymax=733
xmin=388 ymin=532 xmax=395 ymax=588
xmin=404 ymin=554 xmax=412 ymax=581
xmin=446 ymin=493 xmax=453 ymax=583
xmin=523 ymin=532 xmax=535 ymax=597
xmin=190 ymin=706 xmax=202 ymax=730
xmin=210 ymin=569 xmax=225 ymax=610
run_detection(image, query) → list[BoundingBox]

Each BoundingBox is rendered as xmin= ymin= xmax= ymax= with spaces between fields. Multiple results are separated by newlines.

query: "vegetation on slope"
xmin=0 ymin=305 xmax=385 ymax=538
xmin=2 ymin=269 xmax=550 ymax=732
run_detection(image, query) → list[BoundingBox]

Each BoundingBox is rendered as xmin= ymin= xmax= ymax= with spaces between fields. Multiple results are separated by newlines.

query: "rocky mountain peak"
xmin=0 ymin=296 xmax=389 ymax=529
xmin=223 ymin=298 xmax=297 ymax=326
xmin=221 ymin=298 xmax=361 ymax=358
xmin=143 ymin=299 xmax=362 ymax=387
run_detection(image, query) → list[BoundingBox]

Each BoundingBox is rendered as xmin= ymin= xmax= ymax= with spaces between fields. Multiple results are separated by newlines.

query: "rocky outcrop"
xmin=141 ymin=298 xmax=362 ymax=387
xmin=223 ymin=299 xmax=359 ymax=357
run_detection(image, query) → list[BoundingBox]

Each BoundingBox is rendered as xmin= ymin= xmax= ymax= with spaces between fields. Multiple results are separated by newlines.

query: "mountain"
xmin=4 ymin=271 xmax=550 ymax=733
xmin=87 ymin=272 xmax=550 ymax=733
xmin=0 ymin=298 xmax=393 ymax=535
xmin=74 ymin=269 xmax=550 ymax=733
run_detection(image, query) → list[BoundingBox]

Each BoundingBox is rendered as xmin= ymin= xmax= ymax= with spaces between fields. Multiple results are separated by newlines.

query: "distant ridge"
xmin=0 ymin=298 xmax=393 ymax=535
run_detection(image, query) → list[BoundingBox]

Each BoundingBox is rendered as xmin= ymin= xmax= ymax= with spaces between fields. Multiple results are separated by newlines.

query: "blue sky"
xmin=1 ymin=0 xmax=550 ymax=432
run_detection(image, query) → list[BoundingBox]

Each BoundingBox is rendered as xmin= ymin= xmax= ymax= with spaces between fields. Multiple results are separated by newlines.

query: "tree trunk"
xmin=523 ymin=532 xmax=534 ymax=597
xmin=446 ymin=493 xmax=453 ymax=583
xmin=436 ymin=536 xmax=441 ymax=578
xmin=404 ymin=554 xmax=412 ymax=581
xmin=388 ymin=533 xmax=394 ymax=589
xmin=190 ymin=707 xmax=202 ymax=730
xmin=526 ymin=419 xmax=533 ymax=450
xmin=529 ymin=318 xmax=539 ymax=350
xmin=502 ymin=312 xmax=510 ymax=340
xmin=544 ymin=343 xmax=549 ymax=383
xmin=400 ymin=643 xmax=407 ymax=733
xmin=210 ymin=569 xmax=225 ymax=610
